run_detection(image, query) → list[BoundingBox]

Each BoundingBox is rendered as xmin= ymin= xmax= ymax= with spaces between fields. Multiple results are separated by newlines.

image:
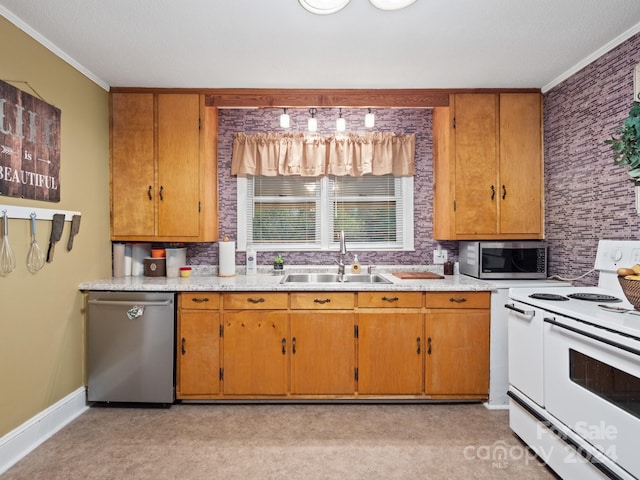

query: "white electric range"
xmin=507 ymin=240 xmax=640 ymax=480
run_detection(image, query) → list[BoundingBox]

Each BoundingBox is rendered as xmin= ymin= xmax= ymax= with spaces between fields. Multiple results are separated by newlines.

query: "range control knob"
xmin=610 ymin=248 xmax=623 ymax=262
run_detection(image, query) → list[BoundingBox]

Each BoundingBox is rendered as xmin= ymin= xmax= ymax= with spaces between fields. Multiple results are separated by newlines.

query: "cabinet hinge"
xmin=452 ymin=117 xmax=456 ymax=129
xmin=199 ymin=118 xmax=202 ymax=130
xmin=198 ymin=201 xmax=201 ymax=213
xmin=354 ymin=368 xmax=358 ymax=381
xmin=453 ymin=200 xmax=456 ymax=212
xmin=354 ymin=325 xmax=359 ymax=338
xmin=219 ymin=368 xmax=224 ymax=381
xmin=219 ymin=324 xmax=224 ymax=337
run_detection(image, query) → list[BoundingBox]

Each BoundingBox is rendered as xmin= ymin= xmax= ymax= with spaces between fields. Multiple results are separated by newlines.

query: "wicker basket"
xmin=618 ymin=277 xmax=640 ymax=310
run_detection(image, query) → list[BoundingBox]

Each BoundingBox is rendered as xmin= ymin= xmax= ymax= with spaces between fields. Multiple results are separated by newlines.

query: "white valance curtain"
xmin=231 ymin=132 xmax=415 ymax=177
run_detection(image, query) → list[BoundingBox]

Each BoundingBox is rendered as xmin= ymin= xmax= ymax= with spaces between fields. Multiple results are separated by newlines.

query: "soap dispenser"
xmin=351 ymin=255 xmax=361 ymax=274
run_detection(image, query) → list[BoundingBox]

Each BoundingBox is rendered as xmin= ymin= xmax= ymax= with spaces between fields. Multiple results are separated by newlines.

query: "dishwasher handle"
xmin=88 ymin=299 xmax=172 ymax=307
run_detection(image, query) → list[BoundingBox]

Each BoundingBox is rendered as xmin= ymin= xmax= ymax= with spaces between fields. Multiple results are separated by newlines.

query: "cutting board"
xmin=392 ymin=271 xmax=444 ymax=280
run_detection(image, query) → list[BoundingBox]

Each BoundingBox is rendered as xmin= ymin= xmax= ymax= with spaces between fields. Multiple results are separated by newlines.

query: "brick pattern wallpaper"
xmin=544 ymin=32 xmax=640 ymax=285
xmin=188 ymin=108 xmax=457 ymax=267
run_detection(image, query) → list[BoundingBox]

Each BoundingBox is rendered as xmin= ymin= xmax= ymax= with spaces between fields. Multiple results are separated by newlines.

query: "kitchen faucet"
xmin=335 ymin=230 xmax=347 ymax=281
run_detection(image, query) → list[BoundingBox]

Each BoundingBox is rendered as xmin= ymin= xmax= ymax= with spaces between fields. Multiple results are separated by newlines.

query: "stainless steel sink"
xmin=281 ymin=273 xmax=392 ymax=284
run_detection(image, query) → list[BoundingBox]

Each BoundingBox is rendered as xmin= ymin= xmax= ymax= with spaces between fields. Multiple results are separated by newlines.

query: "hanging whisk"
xmin=0 ymin=210 xmax=16 ymax=276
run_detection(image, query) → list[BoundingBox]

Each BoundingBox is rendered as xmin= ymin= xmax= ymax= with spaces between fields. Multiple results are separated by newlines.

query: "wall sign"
xmin=0 ymin=80 xmax=61 ymax=202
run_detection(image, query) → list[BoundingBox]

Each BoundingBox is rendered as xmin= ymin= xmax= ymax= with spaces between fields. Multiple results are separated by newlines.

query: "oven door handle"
xmin=504 ymin=303 xmax=535 ymax=317
xmin=544 ymin=317 xmax=640 ymax=358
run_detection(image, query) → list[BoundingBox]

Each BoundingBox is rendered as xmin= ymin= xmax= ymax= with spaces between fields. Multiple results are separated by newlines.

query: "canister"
xmin=144 ymin=257 xmax=166 ymax=277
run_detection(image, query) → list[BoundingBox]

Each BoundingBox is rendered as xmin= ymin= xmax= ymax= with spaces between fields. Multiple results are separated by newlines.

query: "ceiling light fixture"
xmin=298 ymin=0 xmax=351 ymax=15
xmin=280 ymin=108 xmax=290 ymax=128
xmin=308 ymin=108 xmax=318 ymax=132
xmin=369 ymin=0 xmax=416 ymax=11
xmin=336 ymin=108 xmax=346 ymax=132
xmin=299 ymin=0 xmax=415 ymax=14
xmin=365 ymin=108 xmax=375 ymax=128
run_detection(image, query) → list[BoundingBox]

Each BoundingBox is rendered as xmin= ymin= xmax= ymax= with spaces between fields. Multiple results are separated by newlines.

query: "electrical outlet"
xmin=632 ymin=248 xmax=640 ymax=264
xmin=433 ymin=249 xmax=448 ymax=264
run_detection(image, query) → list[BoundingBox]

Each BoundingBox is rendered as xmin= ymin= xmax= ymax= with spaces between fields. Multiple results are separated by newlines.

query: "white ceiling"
xmin=2 ymin=0 xmax=640 ymax=93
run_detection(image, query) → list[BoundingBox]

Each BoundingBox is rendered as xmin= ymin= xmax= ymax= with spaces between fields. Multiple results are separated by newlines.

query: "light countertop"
xmin=79 ymin=265 xmax=495 ymax=292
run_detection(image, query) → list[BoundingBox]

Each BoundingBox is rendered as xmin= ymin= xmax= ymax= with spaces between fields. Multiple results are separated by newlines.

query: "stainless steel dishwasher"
xmin=87 ymin=291 xmax=175 ymax=404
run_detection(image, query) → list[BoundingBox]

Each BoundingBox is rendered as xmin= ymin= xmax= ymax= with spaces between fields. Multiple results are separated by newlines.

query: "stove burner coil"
xmin=567 ymin=293 xmax=622 ymax=303
xmin=528 ymin=293 xmax=569 ymax=301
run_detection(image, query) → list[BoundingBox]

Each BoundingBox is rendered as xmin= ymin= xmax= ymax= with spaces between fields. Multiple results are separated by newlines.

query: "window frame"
xmin=237 ymin=175 xmax=414 ymax=252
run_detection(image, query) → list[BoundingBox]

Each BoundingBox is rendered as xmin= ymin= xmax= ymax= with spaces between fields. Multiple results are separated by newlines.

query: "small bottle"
xmin=246 ymin=245 xmax=257 ymax=275
xmin=351 ymin=255 xmax=361 ymax=274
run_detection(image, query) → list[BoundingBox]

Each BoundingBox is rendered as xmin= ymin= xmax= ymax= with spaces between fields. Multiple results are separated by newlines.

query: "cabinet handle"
xmin=147 ymin=185 xmax=152 ymax=200
xmin=502 ymin=185 xmax=507 ymax=199
xmin=314 ymin=298 xmax=331 ymax=304
xmin=281 ymin=338 xmax=286 ymax=355
xmin=292 ymin=337 xmax=297 ymax=354
xmin=490 ymin=185 xmax=495 ymax=200
xmin=449 ymin=297 xmax=467 ymax=304
xmin=181 ymin=337 xmax=186 ymax=355
xmin=416 ymin=337 xmax=421 ymax=354
xmin=427 ymin=337 xmax=432 ymax=355
xmin=191 ymin=297 xmax=209 ymax=303
xmin=247 ymin=297 xmax=265 ymax=304
xmin=381 ymin=296 xmax=399 ymax=303
xmin=159 ymin=185 xmax=164 ymax=201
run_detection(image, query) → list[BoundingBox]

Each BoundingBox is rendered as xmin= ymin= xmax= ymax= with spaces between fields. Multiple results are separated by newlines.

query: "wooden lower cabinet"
xmin=176 ymin=290 xmax=491 ymax=400
xmin=221 ymin=293 xmax=289 ymax=395
xmin=425 ymin=311 xmax=490 ymax=396
xmin=290 ymin=312 xmax=355 ymax=395
xmin=358 ymin=312 xmax=423 ymax=394
xmin=177 ymin=293 xmax=221 ymax=398
xmin=222 ymin=310 xmax=288 ymax=395
xmin=425 ymin=291 xmax=491 ymax=398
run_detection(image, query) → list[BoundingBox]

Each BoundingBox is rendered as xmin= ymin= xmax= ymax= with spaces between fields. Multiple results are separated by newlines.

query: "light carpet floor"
xmin=1 ymin=403 xmax=558 ymax=479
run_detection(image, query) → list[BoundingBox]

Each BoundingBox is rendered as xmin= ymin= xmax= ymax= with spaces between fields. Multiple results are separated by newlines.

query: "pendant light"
xmin=365 ymin=108 xmax=375 ymax=128
xmin=279 ymin=108 xmax=290 ymax=128
xmin=336 ymin=108 xmax=346 ymax=132
xmin=308 ymin=108 xmax=318 ymax=132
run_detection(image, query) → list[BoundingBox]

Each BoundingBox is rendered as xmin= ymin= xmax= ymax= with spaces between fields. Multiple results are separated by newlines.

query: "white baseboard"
xmin=0 ymin=387 xmax=88 ymax=475
xmin=483 ymin=401 xmax=509 ymax=411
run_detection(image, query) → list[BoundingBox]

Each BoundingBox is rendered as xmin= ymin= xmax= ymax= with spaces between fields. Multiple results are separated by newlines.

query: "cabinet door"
xmin=111 ymin=93 xmax=155 ymax=238
xmin=157 ymin=94 xmax=201 ymax=237
xmin=426 ymin=311 xmax=490 ymax=396
xmin=499 ymin=93 xmax=543 ymax=235
xmin=290 ymin=312 xmax=355 ymax=395
xmin=358 ymin=313 xmax=423 ymax=394
xmin=453 ymin=94 xmax=498 ymax=236
xmin=222 ymin=311 xmax=288 ymax=395
xmin=177 ymin=310 xmax=220 ymax=397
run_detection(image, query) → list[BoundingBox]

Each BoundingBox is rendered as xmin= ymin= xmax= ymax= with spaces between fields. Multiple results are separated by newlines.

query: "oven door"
xmin=544 ymin=315 xmax=640 ymax=478
xmin=506 ymin=301 xmax=545 ymax=406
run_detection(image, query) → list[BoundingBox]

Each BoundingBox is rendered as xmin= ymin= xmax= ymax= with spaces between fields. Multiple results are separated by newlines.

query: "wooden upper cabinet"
xmin=453 ymin=94 xmax=498 ymax=236
xmin=111 ymin=93 xmax=155 ymax=237
xmin=499 ymin=93 xmax=543 ymax=235
xmin=433 ymin=92 xmax=543 ymax=240
xmin=110 ymin=93 xmax=218 ymax=241
xmin=157 ymin=94 xmax=200 ymax=237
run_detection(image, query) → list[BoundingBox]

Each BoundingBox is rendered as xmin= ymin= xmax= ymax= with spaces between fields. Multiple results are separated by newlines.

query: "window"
xmin=237 ymin=175 xmax=413 ymax=251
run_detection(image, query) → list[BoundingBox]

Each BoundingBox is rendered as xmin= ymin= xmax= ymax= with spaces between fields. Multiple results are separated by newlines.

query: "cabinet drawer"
xmin=180 ymin=292 xmax=220 ymax=310
xmin=426 ymin=292 xmax=490 ymax=309
xmin=223 ymin=292 xmax=288 ymax=310
xmin=290 ymin=292 xmax=355 ymax=310
xmin=358 ymin=291 xmax=423 ymax=308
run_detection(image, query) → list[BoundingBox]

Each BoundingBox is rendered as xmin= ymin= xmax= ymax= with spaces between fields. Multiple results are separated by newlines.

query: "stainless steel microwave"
xmin=458 ymin=241 xmax=548 ymax=279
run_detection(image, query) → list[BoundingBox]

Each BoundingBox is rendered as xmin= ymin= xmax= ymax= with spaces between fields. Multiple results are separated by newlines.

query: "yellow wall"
xmin=0 ymin=17 xmax=111 ymax=435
